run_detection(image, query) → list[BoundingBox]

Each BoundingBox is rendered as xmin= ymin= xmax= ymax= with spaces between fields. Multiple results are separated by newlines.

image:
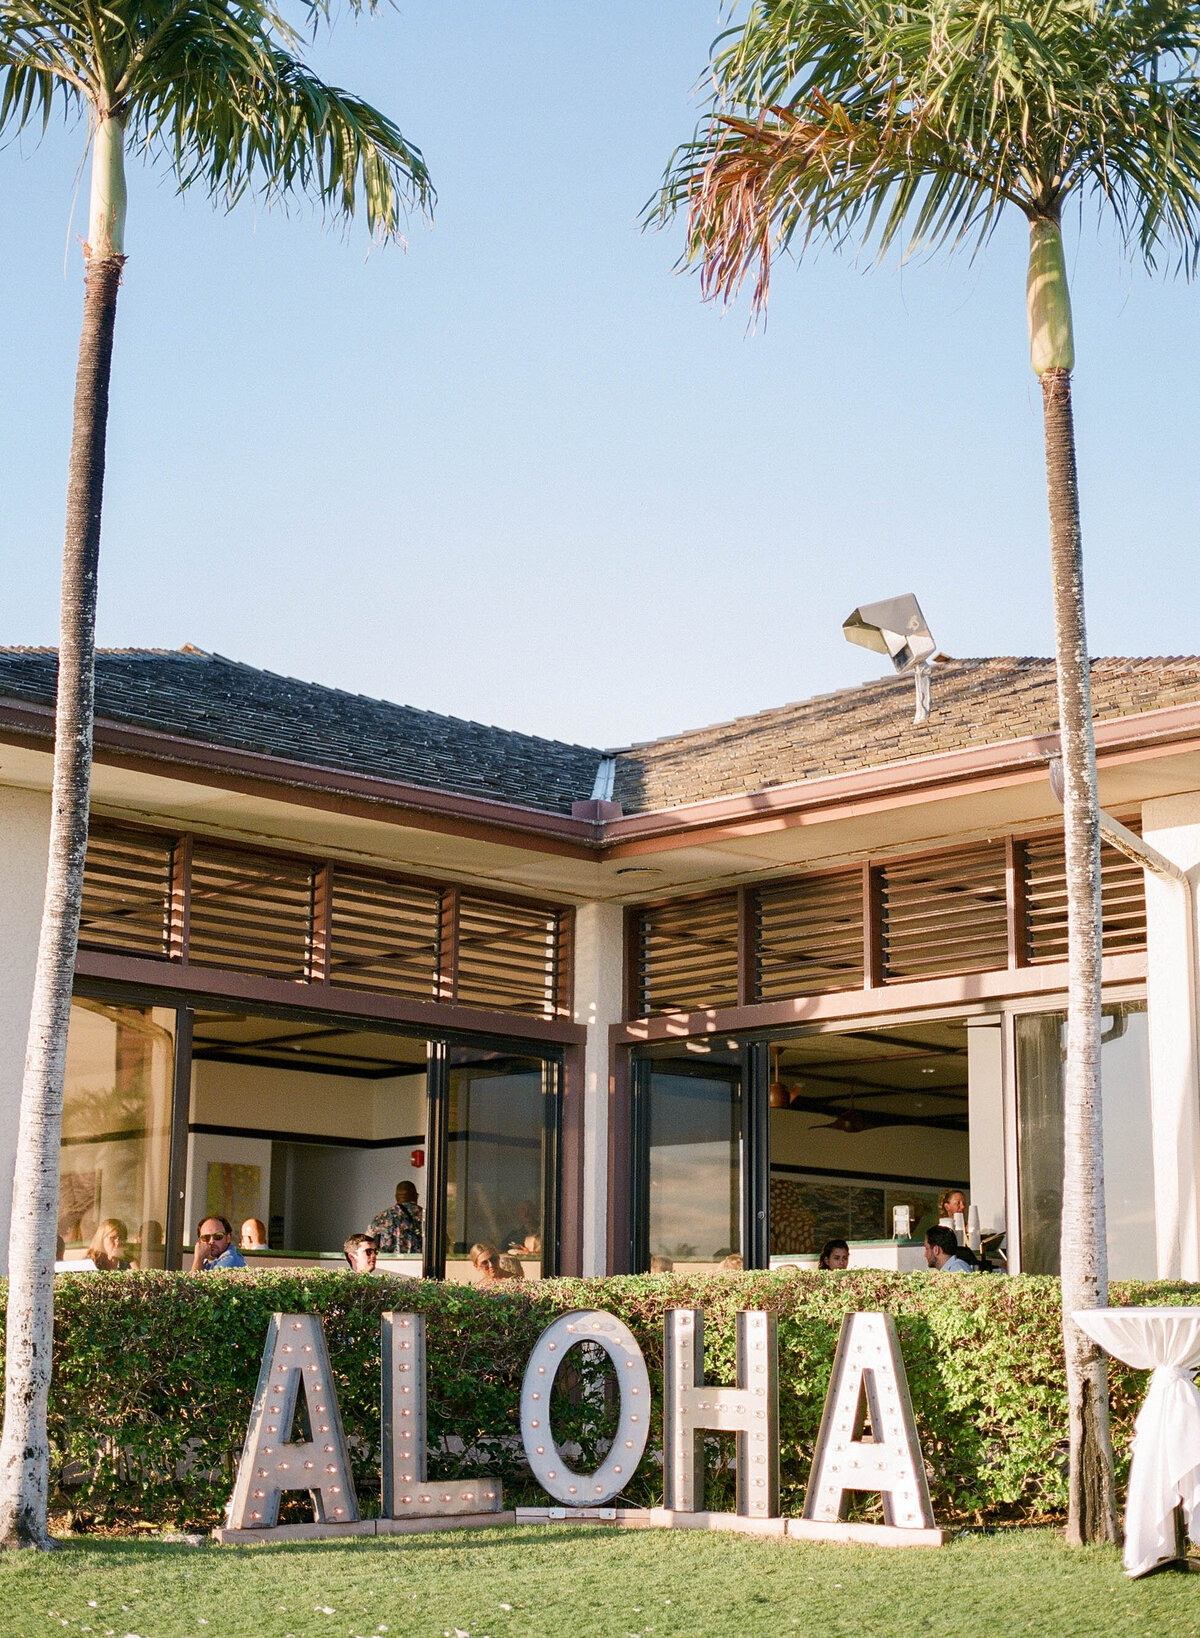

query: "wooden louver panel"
xmin=756 ymin=871 xmax=864 ymax=1000
xmin=1025 ymin=833 xmax=1147 ymax=964
xmin=881 ymin=843 xmax=1009 ymax=982
xmin=328 ymin=871 xmax=441 ymax=999
xmin=636 ymin=892 xmax=740 ymax=1015
xmin=79 ymin=826 xmax=173 ymax=957
xmin=187 ymin=843 xmax=314 ymax=979
xmin=455 ymin=895 xmax=562 ymax=1016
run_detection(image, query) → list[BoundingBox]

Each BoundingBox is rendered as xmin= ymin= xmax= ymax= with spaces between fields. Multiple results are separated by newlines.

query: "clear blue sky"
xmin=3 ymin=2 xmax=1198 ymax=750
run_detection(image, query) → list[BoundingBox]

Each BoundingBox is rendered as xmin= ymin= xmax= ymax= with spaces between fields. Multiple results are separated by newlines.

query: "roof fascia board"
xmin=5 ymin=695 xmax=1200 ymax=862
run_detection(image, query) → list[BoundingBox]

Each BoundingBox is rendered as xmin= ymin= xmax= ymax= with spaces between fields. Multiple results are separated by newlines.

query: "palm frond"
xmin=0 ymin=0 xmax=432 ymax=235
xmin=652 ymin=0 xmax=1200 ymax=308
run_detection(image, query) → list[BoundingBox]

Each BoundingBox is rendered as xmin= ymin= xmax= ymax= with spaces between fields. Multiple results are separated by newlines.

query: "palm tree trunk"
xmin=0 ymin=248 xmax=124 ymax=1550
xmin=1041 ymin=364 xmax=1118 ymax=1547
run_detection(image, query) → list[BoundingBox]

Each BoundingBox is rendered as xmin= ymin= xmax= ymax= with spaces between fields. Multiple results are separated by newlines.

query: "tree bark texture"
xmin=0 ymin=252 xmax=123 ymax=1549
xmin=1041 ymin=365 xmax=1119 ymax=1547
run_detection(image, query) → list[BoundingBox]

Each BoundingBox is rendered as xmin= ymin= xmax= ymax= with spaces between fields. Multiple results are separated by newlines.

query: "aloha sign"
xmin=220 ymin=1308 xmax=940 ymax=1546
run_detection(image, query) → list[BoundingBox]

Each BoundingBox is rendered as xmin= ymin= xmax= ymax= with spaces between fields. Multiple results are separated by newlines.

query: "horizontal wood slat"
xmin=79 ymin=826 xmax=174 ymax=957
xmin=455 ymin=896 xmax=562 ymax=1016
xmin=756 ymin=871 xmax=864 ymax=999
xmin=328 ymin=871 xmax=441 ymax=999
xmin=1025 ymin=832 xmax=1148 ymax=964
xmin=880 ymin=844 xmax=1009 ymax=981
xmin=188 ymin=844 xmax=314 ymax=978
xmin=78 ymin=824 xmax=570 ymax=1018
xmin=635 ymin=892 xmax=740 ymax=1014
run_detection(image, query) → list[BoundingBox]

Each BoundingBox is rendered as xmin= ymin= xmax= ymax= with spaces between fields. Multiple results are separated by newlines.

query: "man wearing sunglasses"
xmin=190 ymin=1215 xmax=247 ymax=1272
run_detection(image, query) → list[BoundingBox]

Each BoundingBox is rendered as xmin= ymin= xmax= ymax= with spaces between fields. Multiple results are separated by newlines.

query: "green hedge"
xmin=0 ymin=1270 xmax=1194 ymax=1530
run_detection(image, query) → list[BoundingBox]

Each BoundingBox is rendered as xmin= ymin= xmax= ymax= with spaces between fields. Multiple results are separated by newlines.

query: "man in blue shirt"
xmin=923 ymin=1225 xmax=975 ymax=1273
xmin=191 ymin=1215 xmax=247 ymax=1272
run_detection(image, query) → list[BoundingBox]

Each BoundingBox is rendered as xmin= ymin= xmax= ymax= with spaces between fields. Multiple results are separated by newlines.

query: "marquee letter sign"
xmin=663 ymin=1309 xmax=779 ymax=1518
xmin=520 ymin=1310 xmax=651 ymax=1505
xmin=226 ymin=1313 xmax=358 ymax=1530
xmin=381 ymin=1312 xmax=504 ymax=1517
xmin=802 ymin=1312 xmax=934 ymax=1530
xmin=226 ymin=1305 xmax=939 ymax=1545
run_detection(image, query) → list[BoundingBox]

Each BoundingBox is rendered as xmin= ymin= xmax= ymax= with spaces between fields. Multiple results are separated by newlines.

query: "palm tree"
xmin=651 ymin=0 xmax=1200 ymax=1544
xmin=0 ymin=0 xmax=431 ymax=1548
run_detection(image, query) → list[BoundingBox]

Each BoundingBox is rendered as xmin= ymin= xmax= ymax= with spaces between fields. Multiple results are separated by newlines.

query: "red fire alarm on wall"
xmin=410 ymin=1149 xmax=425 ymax=1169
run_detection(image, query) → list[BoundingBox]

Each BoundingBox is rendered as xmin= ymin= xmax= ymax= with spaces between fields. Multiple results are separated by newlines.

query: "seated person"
xmin=470 ymin=1241 xmax=517 ymax=1289
xmin=240 ymin=1218 xmax=268 ymax=1252
xmin=924 ymin=1224 xmax=975 ymax=1273
xmin=649 ymin=1254 xmax=674 ymax=1274
xmin=819 ymin=1238 xmax=850 ymax=1270
xmin=343 ymin=1232 xmax=378 ymax=1273
xmin=87 ymin=1218 xmax=131 ymax=1271
xmin=190 ymin=1215 xmax=247 ymax=1272
xmin=369 ymin=1181 xmax=423 ymax=1254
xmin=135 ymin=1219 xmax=165 ymax=1269
xmin=720 ymin=1252 xmax=744 ymax=1272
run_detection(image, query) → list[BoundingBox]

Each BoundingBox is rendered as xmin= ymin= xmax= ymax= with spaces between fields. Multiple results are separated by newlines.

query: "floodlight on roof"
xmin=842 ymin=593 xmax=937 ymax=724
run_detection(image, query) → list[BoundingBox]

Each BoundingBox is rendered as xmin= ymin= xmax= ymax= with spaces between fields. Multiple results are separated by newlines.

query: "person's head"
xmin=139 ymin=1219 xmax=164 ymax=1252
xmin=240 ymin=1218 xmax=267 ymax=1250
xmin=939 ymin=1189 xmax=967 ymax=1222
xmin=925 ymin=1225 xmax=960 ymax=1268
xmin=196 ymin=1216 xmax=233 ymax=1259
xmin=469 ymin=1242 xmax=503 ymax=1281
xmin=649 ymin=1255 xmax=674 ymax=1274
xmin=56 ymin=1234 xmax=66 ymax=1262
xmin=720 ymin=1252 xmax=744 ymax=1272
xmin=343 ymin=1233 xmax=377 ymax=1273
xmin=395 ymin=1181 xmax=418 ymax=1205
xmin=819 ymin=1238 xmax=850 ymax=1271
xmin=88 ymin=1218 xmax=127 ymax=1263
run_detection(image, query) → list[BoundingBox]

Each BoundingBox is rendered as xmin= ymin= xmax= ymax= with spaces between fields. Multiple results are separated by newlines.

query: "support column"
xmin=1142 ymin=793 xmax=1200 ymax=1281
xmin=0 ymin=788 xmax=52 ymax=1275
xmin=572 ymin=902 xmax=624 ymax=1277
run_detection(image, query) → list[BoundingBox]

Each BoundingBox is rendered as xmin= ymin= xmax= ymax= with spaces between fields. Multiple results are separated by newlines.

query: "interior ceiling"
xmin=773 ymin=1020 xmax=968 ymax=1132
xmin=190 ymin=1012 xmax=428 ymax=1079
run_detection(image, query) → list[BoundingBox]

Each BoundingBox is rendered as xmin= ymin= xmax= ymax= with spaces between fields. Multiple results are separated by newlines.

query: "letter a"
xmin=227 ymin=1313 xmax=358 ymax=1530
xmin=803 ymin=1312 xmax=934 ymax=1530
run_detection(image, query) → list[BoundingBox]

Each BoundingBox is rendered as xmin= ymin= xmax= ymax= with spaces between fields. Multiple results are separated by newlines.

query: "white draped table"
xmin=1074 ymin=1307 xmax=1200 ymax=1577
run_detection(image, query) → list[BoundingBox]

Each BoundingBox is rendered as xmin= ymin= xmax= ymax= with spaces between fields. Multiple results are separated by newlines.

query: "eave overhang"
xmin=4 ymin=694 xmax=1200 ymax=863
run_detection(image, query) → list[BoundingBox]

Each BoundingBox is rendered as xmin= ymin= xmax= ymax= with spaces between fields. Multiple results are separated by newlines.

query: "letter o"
xmin=520 ymin=1310 xmax=650 ymax=1506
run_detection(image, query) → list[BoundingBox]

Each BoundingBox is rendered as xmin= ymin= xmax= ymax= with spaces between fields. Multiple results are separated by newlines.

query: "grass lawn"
xmin=0 ymin=1526 xmax=1198 ymax=1638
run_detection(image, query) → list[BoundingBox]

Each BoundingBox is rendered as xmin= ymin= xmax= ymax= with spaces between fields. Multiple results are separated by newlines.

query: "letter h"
xmin=663 ymin=1309 xmax=779 ymax=1518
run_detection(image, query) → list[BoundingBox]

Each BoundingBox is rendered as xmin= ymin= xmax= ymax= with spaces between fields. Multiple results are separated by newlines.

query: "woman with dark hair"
xmin=818 ymin=1238 xmax=850 ymax=1270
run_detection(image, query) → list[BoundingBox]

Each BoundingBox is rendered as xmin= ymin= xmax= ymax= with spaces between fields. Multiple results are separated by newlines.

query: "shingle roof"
xmin=0 ymin=648 xmax=604 ymax=816
xmin=2 ymin=649 xmax=1200 ymax=821
xmin=609 ymin=656 xmax=1200 ymax=813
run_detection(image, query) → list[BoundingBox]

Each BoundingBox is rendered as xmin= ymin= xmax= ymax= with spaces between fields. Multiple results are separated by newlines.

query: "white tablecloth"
xmin=1073 ymin=1307 xmax=1200 ymax=1576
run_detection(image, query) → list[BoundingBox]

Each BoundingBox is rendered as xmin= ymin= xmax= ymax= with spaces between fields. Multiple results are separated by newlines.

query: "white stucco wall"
xmin=1142 ymin=792 xmax=1200 ymax=1279
xmin=0 ymin=786 xmax=52 ymax=1272
xmin=572 ymin=901 xmax=624 ymax=1276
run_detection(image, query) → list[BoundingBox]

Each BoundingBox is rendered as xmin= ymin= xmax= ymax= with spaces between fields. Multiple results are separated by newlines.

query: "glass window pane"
xmin=60 ymin=999 xmax=176 ymax=1268
xmin=647 ymin=1069 xmax=741 ymax=1273
xmin=446 ymin=1052 xmax=547 ymax=1285
xmin=1016 ymin=1001 xmax=1154 ymax=1278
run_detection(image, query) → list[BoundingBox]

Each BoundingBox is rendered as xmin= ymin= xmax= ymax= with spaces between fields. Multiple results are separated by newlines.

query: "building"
xmin=1 ymin=645 xmax=1199 ymax=1281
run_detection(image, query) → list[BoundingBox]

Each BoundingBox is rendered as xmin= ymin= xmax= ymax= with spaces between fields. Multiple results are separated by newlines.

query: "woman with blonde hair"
xmin=469 ymin=1242 xmax=517 ymax=1288
xmin=87 ymin=1218 xmax=130 ymax=1271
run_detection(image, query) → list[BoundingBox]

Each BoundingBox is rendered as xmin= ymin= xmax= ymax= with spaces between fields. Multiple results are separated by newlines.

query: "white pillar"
xmin=0 ymin=787 xmax=52 ymax=1274
xmin=572 ymin=901 xmax=624 ymax=1276
xmin=966 ymin=1016 xmax=1005 ymax=1238
xmin=1142 ymin=793 xmax=1200 ymax=1280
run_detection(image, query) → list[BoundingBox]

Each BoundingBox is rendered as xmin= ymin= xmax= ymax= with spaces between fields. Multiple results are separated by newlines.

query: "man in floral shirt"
xmin=369 ymin=1181 xmax=423 ymax=1254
